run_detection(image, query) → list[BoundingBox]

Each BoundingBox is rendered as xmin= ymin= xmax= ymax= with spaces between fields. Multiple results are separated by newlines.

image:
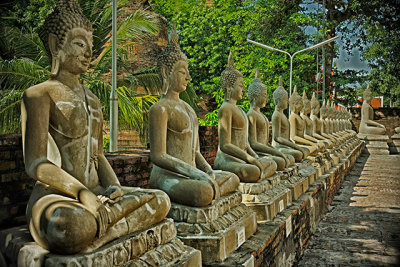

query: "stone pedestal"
xmin=168 ymin=191 xmax=257 ymax=264
xmin=0 ymin=219 xmax=201 ymax=267
xmin=357 ymin=134 xmax=389 ymax=155
xmin=239 ymin=172 xmax=292 ymax=222
xmin=390 ymin=133 xmax=400 ymax=154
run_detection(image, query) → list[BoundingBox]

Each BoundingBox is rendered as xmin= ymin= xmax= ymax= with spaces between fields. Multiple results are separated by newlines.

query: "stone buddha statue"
xmin=301 ymin=91 xmax=331 ymax=149
xmin=214 ymin=52 xmax=277 ymax=182
xmin=149 ymin=25 xmax=240 ymax=207
xmin=359 ymin=84 xmax=386 ymax=135
xmin=246 ymin=68 xmax=295 ymax=171
xmin=21 ymin=0 xmax=170 ymax=254
xmin=271 ymin=78 xmax=309 ymax=162
xmin=319 ymin=100 xmax=340 ymax=144
xmin=326 ymin=101 xmax=347 ymax=142
xmin=310 ymin=93 xmax=334 ymax=148
xmin=288 ymin=86 xmax=322 ymax=156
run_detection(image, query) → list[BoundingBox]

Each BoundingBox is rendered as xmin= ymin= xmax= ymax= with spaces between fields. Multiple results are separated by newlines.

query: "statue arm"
xmin=149 ymin=105 xmax=208 ymax=181
xmin=97 ymin=115 xmax=121 ymax=188
xmin=195 ymin=135 xmax=213 ymax=174
xmin=22 ymin=90 xmax=101 ymax=215
xmin=248 ymin=113 xmax=285 ymax=157
xmin=219 ymin=107 xmax=256 ymax=163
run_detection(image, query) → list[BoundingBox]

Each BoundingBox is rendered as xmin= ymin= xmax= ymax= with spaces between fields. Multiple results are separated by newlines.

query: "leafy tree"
xmin=151 ymin=0 xmax=317 ymax=125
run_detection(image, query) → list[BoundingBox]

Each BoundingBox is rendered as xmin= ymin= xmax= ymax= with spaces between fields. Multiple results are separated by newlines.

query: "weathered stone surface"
xmin=357 ymin=134 xmax=390 ymax=155
xmin=298 ymin=152 xmax=400 ymax=266
xmin=1 ymin=219 xmax=202 ymax=267
xmin=167 ymin=191 xmax=242 ymax=224
xmin=179 ymin=205 xmax=257 ymax=264
xmin=206 ymin=139 xmax=364 ymax=266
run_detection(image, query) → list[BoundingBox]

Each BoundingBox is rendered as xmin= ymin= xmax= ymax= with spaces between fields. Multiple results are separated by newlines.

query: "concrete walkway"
xmin=298 ymin=152 xmax=400 ymax=266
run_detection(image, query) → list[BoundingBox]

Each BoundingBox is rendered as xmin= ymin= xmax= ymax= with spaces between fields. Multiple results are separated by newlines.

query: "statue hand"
xmin=250 ymin=157 xmax=264 ymax=179
xmin=283 ymin=155 xmax=291 ymax=167
xmin=79 ymin=189 xmax=110 ymax=237
xmin=206 ymin=170 xmax=220 ymax=200
xmin=104 ymin=185 xmax=122 ymax=203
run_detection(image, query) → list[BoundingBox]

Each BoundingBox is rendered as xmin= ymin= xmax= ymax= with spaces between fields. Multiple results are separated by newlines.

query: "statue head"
xmin=221 ymin=51 xmax=244 ymax=101
xmin=273 ymin=76 xmax=288 ymax=110
xmin=363 ymin=84 xmax=372 ymax=104
xmin=302 ymin=90 xmax=311 ymax=115
xmin=40 ymin=0 xmax=93 ymax=77
xmin=157 ymin=23 xmax=189 ymax=95
xmin=310 ymin=92 xmax=320 ymax=115
xmin=320 ymin=99 xmax=327 ymax=119
xmin=248 ymin=68 xmax=268 ymax=108
xmin=289 ymin=85 xmax=303 ymax=113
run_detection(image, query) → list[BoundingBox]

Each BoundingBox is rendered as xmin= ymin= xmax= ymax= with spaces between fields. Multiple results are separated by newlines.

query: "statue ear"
xmin=160 ymin=65 xmax=169 ymax=94
xmin=49 ymin=34 xmax=60 ymax=77
xmin=48 ymin=33 xmax=58 ymax=58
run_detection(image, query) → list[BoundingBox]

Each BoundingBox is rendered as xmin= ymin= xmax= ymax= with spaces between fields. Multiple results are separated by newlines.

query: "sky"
xmin=300 ymin=0 xmax=370 ymax=72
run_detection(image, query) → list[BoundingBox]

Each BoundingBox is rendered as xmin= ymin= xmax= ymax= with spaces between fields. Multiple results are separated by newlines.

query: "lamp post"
xmin=247 ymin=36 xmax=339 ymax=101
xmin=109 ymin=0 xmax=118 ymax=152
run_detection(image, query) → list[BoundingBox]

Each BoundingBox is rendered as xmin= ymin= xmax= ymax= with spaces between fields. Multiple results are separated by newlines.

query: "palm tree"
xmin=0 ymin=0 xmax=162 ymax=144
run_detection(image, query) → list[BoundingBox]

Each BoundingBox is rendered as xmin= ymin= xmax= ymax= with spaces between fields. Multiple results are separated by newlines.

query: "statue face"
xmin=231 ymin=76 xmax=244 ymax=101
xmin=256 ymin=90 xmax=268 ymax=108
xmin=167 ymin=60 xmax=190 ymax=93
xmin=303 ymin=102 xmax=311 ymax=115
xmin=59 ymin=27 xmax=93 ymax=75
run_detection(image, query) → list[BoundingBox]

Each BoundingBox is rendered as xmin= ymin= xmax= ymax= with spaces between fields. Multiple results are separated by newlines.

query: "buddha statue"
xmin=149 ymin=25 xmax=240 ymax=207
xmin=309 ymin=93 xmax=334 ymax=148
xmin=288 ymin=86 xmax=323 ymax=156
xmin=319 ymin=100 xmax=340 ymax=144
xmin=326 ymin=101 xmax=347 ymax=142
xmin=271 ymin=78 xmax=309 ymax=162
xmin=359 ymin=84 xmax=386 ymax=135
xmin=214 ymin=52 xmax=277 ymax=182
xmin=21 ymin=0 xmax=170 ymax=254
xmin=301 ymin=91 xmax=331 ymax=149
xmin=246 ymin=68 xmax=295 ymax=171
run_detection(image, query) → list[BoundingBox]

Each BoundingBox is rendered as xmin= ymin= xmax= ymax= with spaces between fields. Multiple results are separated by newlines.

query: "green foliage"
xmin=103 ymin=135 xmax=110 ymax=152
xmin=152 ymin=0 xmax=317 ymax=125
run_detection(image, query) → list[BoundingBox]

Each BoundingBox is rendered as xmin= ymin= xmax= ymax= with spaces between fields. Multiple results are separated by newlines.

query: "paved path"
xmin=298 ymin=153 xmax=400 ymax=266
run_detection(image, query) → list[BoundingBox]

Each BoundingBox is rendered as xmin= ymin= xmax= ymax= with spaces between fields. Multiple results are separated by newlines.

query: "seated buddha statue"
xmin=271 ymin=78 xmax=309 ymax=162
xmin=319 ymin=100 xmax=340 ymax=145
xmin=214 ymin=52 xmax=277 ymax=183
xmin=246 ymin=68 xmax=295 ymax=171
xmin=309 ymin=93 xmax=334 ymax=148
xmin=326 ymin=101 xmax=347 ymax=142
xmin=288 ymin=86 xmax=322 ymax=156
xmin=149 ymin=26 xmax=239 ymax=207
xmin=21 ymin=0 xmax=170 ymax=254
xmin=300 ymin=91 xmax=330 ymax=149
xmin=359 ymin=84 xmax=386 ymax=135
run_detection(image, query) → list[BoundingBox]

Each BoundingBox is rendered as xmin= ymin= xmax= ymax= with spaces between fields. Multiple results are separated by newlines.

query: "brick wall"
xmin=0 ymin=128 xmax=219 ymax=229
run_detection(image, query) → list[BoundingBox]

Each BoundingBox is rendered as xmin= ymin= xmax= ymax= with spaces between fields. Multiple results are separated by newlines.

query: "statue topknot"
xmin=157 ymin=22 xmax=188 ymax=85
xmin=363 ymin=84 xmax=372 ymax=100
xmin=289 ymin=85 xmax=303 ymax=111
xmin=310 ymin=92 xmax=320 ymax=110
xmin=248 ymin=67 xmax=267 ymax=105
xmin=221 ymin=51 xmax=243 ymax=95
xmin=302 ymin=90 xmax=311 ymax=114
xmin=40 ymin=0 xmax=92 ymax=58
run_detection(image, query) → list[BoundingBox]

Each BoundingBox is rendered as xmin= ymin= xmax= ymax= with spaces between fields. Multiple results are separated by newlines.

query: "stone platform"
xmin=390 ymin=133 xmax=400 ymax=154
xmin=204 ymin=140 xmax=364 ymax=266
xmin=168 ymin=191 xmax=257 ymax=264
xmin=357 ymin=133 xmax=389 ymax=155
xmin=0 ymin=219 xmax=201 ymax=267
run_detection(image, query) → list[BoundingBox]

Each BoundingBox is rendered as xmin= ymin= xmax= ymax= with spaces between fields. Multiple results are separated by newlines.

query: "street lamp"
xmin=247 ymin=36 xmax=339 ymax=101
xmin=109 ymin=0 xmax=118 ymax=152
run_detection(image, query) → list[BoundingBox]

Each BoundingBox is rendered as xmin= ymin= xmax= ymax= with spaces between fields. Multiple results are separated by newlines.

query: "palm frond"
xmin=123 ymin=68 xmax=162 ymax=94
xmin=0 ymin=24 xmax=49 ymax=66
xmin=0 ymin=89 xmax=23 ymax=133
xmin=96 ymin=10 xmax=159 ymax=69
xmin=117 ymin=86 xmax=159 ymax=144
xmin=0 ymin=58 xmax=50 ymax=91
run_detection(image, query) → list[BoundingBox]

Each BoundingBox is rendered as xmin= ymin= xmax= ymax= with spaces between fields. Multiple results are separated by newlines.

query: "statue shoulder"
xmin=23 ymin=80 xmax=59 ymax=100
xmin=149 ymin=99 xmax=169 ymax=115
